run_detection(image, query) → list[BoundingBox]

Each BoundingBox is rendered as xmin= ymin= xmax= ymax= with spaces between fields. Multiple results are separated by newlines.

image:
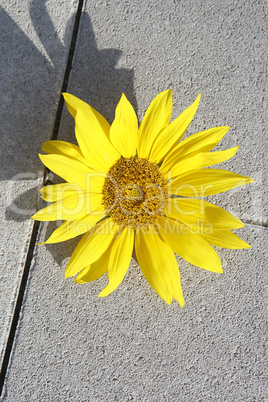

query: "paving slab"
xmin=2 ymin=224 xmax=266 ymax=400
xmin=58 ymin=0 xmax=266 ymax=224
xmin=0 ymin=0 xmax=78 ymax=367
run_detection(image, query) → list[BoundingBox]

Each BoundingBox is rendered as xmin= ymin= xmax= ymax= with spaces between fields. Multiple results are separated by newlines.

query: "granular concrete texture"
xmin=2 ymin=225 xmax=267 ymax=400
xmin=0 ymin=0 xmax=78 ymax=367
xmin=58 ymin=0 xmax=267 ymax=224
xmin=1 ymin=0 xmax=267 ymax=400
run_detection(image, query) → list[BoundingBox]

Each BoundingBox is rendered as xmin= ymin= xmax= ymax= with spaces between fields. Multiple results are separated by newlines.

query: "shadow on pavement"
xmin=42 ymin=11 xmax=137 ymax=266
xmin=4 ymin=4 xmax=136 ymax=232
xmin=67 ymin=11 xmax=137 ymax=123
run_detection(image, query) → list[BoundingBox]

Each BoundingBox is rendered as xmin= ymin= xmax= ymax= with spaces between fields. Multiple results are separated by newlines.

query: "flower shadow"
xmin=4 ymin=3 xmax=136 ymax=224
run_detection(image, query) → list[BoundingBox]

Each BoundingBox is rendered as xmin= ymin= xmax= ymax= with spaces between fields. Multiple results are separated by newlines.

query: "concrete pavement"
xmin=0 ymin=0 xmax=78 ymax=371
xmin=1 ymin=0 xmax=267 ymax=400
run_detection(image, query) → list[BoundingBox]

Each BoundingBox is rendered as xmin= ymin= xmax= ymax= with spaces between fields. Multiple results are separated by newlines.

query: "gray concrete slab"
xmin=57 ymin=0 xmax=266 ymax=224
xmin=0 ymin=0 xmax=78 ymax=367
xmin=2 ymin=224 xmax=266 ymax=400
xmin=1 ymin=0 xmax=267 ymax=399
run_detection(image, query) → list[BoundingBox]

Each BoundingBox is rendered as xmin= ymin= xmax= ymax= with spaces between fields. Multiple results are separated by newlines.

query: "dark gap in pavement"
xmin=43 ymin=0 xmax=84 ymax=182
xmin=0 ymin=0 xmax=84 ymax=396
xmin=244 ymin=220 xmax=268 ymax=228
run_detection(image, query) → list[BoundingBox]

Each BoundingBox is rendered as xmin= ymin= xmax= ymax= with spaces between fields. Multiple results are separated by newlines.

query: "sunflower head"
xmin=32 ymin=90 xmax=254 ymax=306
xmin=102 ymin=156 xmax=168 ymax=230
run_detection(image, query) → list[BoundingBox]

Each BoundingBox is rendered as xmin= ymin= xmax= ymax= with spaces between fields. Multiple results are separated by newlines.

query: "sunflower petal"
xmin=138 ymin=89 xmax=173 ymax=158
xmin=32 ymin=193 xmax=103 ymax=221
xmin=40 ymin=183 xmax=83 ymax=202
xmin=135 ymin=229 xmax=184 ymax=306
xmin=63 ymin=92 xmax=120 ymax=172
xmin=75 ymin=243 xmax=113 ymax=283
xmin=149 ymin=93 xmax=201 ymax=163
xmin=170 ymin=169 xmax=254 ymax=196
xmin=162 ymin=146 xmax=239 ymax=178
xmin=74 ymin=109 xmax=120 ymax=172
xmin=63 ymin=92 xmax=110 ymax=138
xmin=98 ymin=227 xmax=134 ymax=297
xmin=39 ymin=153 xmax=94 ymax=189
xmin=166 ymin=198 xmax=245 ymax=230
xmin=41 ymin=140 xmax=90 ymax=166
xmin=40 ymin=177 xmax=105 ymax=203
xmin=162 ymin=126 xmax=230 ymax=171
xmin=39 ymin=211 xmax=105 ymax=244
xmin=65 ymin=219 xmax=119 ymax=278
xmin=110 ymin=94 xmax=138 ymax=158
xmin=201 ymin=229 xmax=251 ymax=249
xmin=158 ymin=217 xmax=222 ymax=273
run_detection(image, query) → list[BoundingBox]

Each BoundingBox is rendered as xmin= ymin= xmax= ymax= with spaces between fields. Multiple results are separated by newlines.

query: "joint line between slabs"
xmin=0 ymin=0 xmax=84 ymax=396
xmin=244 ymin=220 xmax=268 ymax=228
xmin=0 ymin=221 xmax=40 ymax=396
xmin=44 ymin=0 xmax=84 ymax=182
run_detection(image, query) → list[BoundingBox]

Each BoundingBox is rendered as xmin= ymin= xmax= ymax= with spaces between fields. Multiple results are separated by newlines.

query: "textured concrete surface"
xmin=1 ymin=0 xmax=267 ymax=400
xmin=2 ymin=225 xmax=267 ymax=400
xmin=57 ymin=0 xmax=267 ymax=224
xmin=0 ymin=0 xmax=78 ymax=367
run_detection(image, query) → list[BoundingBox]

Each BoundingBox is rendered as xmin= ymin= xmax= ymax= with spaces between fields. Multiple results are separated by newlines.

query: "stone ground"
xmin=0 ymin=0 xmax=267 ymax=400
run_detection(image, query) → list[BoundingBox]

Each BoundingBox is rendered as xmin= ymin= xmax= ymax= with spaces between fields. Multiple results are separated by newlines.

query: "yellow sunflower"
xmin=32 ymin=90 xmax=254 ymax=306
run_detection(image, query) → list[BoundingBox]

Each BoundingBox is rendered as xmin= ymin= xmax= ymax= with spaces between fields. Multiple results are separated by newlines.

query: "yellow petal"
xmin=201 ymin=229 xmax=251 ymax=249
xmin=98 ymin=227 xmax=134 ymax=297
xmin=162 ymin=146 xmax=239 ymax=178
xmin=158 ymin=217 xmax=222 ymax=273
xmin=75 ymin=243 xmax=113 ymax=283
xmin=85 ymin=172 xmax=107 ymax=193
xmin=110 ymin=94 xmax=138 ymax=158
xmin=138 ymin=89 xmax=173 ymax=158
xmin=39 ymin=153 xmax=94 ymax=189
xmin=63 ymin=92 xmax=110 ymax=138
xmin=162 ymin=126 xmax=230 ymax=171
xmin=39 ymin=211 xmax=105 ymax=244
xmin=40 ymin=176 xmax=105 ymax=203
xmin=65 ymin=218 xmax=119 ymax=278
xmin=40 ymin=183 xmax=84 ymax=202
xmin=74 ymin=109 xmax=120 ymax=172
xmin=41 ymin=140 xmax=90 ymax=166
xmin=63 ymin=92 xmax=121 ymax=171
xmin=170 ymin=169 xmax=255 ymax=196
xmin=149 ymin=93 xmax=201 ymax=163
xmin=135 ymin=229 xmax=184 ymax=306
xmin=32 ymin=193 xmax=103 ymax=221
xmin=166 ymin=198 xmax=245 ymax=230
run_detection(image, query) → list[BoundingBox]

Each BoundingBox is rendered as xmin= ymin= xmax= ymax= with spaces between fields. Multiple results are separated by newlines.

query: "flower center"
xmin=102 ymin=156 xmax=168 ymax=229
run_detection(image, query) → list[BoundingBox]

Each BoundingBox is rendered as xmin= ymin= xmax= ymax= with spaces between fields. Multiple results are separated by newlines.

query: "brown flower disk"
xmin=102 ymin=156 xmax=168 ymax=229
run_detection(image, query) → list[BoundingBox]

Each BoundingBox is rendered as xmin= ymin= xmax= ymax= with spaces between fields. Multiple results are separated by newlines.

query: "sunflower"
xmin=32 ymin=90 xmax=254 ymax=306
